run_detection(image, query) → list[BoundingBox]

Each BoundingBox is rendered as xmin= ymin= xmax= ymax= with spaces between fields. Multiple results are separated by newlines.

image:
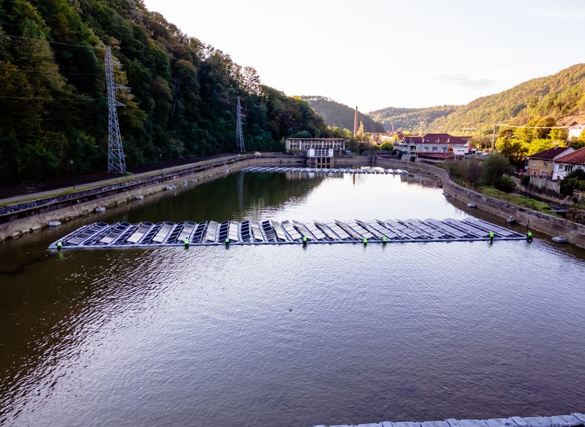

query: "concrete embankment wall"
xmin=0 ymin=155 xmax=303 ymax=242
xmin=335 ymin=156 xmax=371 ymax=167
xmin=4 ymin=155 xmax=584 ymax=248
xmin=377 ymin=158 xmax=585 ymax=249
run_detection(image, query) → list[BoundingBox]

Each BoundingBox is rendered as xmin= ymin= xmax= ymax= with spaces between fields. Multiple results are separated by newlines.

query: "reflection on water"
xmin=1 ymin=172 xmax=584 ymax=426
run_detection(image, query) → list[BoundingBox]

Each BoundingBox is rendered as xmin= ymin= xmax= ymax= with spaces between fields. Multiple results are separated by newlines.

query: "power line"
xmin=496 ymin=123 xmax=568 ymax=129
xmin=0 ymin=65 xmax=101 ymax=76
xmin=1 ymin=33 xmax=102 ymax=50
xmin=0 ymin=96 xmax=53 ymax=100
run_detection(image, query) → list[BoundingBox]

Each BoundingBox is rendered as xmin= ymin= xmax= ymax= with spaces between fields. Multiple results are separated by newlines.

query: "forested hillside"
xmin=302 ymin=96 xmax=385 ymax=133
xmin=429 ymin=64 xmax=585 ymax=132
xmin=369 ymin=105 xmax=457 ymax=132
xmin=0 ymin=0 xmax=328 ymax=184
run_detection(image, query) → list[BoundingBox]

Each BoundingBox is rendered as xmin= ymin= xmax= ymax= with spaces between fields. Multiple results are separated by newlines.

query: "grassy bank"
xmin=479 ymin=187 xmax=553 ymax=213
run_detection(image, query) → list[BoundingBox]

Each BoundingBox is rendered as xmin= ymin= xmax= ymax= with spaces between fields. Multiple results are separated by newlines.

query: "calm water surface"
xmin=1 ymin=172 xmax=584 ymax=426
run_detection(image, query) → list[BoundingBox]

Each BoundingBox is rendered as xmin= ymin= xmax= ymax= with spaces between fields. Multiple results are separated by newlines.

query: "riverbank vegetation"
xmin=443 ymin=155 xmax=555 ymax=213
xmin=0 ymin=0 xmax=328 ymax=185
xmin=479 ymin=187 xmax=552 ymax=213
xmin=560 ymin=170 xmax=585 ymax=197
xmin=444 ymin=154 xmax=515 ymax=191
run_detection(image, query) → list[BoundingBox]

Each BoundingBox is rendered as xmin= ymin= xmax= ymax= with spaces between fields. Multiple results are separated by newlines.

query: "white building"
xmin=395 ymin=133 xmax=471 ymax=161
xmin=557 ymin=115 xmax=585 ymax=140
xmin=285 ymin=138 xmax=346 ymax=153
xmin=568 ymin=123 xmax=585 ymax=140
xmin=552 ymin=147 xmax=585 ymax=180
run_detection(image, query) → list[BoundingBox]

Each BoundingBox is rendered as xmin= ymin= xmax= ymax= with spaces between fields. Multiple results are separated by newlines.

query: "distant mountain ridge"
xmin=301 ymin=96 xmax=385 ymax=133
xmin=371 ymin=64 xmax=585 ymax=133
xmin=428 ymin=63 xmax=585 ymax=132
xmin=368 ymin=106 xmax=458 ymax=132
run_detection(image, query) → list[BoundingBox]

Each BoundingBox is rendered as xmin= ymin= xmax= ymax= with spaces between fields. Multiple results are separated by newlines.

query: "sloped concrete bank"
xmin=0 ymin=155 xmax=303 ymax=242
xmin=376 ymin=157 xmax=585 ymax=249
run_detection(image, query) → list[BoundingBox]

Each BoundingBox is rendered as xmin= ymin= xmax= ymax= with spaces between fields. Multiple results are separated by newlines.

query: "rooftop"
xmin=285 ymin=138 xmax=346 ymax=141
xmin=555 ymin=147 xmax=585 ymax=165
xmin=527 ymin=146 xmax=572 ymax=161
xmin=401 ymin=133 xmax=470 ymax=145
xmin=556 ymin=114 xmax=585 ymax=127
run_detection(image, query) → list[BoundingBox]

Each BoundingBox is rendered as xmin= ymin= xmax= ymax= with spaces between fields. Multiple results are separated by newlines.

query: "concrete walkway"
xmin=315 ymin=413 xmax=585 ymax=427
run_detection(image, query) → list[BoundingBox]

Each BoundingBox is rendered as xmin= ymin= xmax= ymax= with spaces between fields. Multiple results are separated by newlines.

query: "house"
xmin=569 ymin=123 xmax=585 ymax=140
xmin=526 ymin=146 xmax=574 ymax=179
xmin=395 ymin=133 xmax=471 ymax=161
xmin=285 ymin=138 xmax=346 ymax=153
xmin=557 ymin=114 xmax=585 ymax=140
xmin=552 ymin=147 xmax=585 ymax=180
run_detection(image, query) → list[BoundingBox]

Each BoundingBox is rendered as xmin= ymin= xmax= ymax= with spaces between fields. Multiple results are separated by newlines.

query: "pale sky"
xmin=143 ymin=0 xmax=585 ymax=112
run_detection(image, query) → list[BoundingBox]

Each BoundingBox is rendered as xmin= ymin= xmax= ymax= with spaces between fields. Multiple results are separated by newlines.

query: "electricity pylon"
xmin=236 ymin=96 xmax=245 ymax=153
xmin=105 ymin=46 xmax=127 ymax=174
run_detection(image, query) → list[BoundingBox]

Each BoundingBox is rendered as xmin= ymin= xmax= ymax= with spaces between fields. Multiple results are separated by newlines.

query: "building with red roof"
xmin=526 ymin=146 xmax=574 ymax=179
xmin=552 ymin=147 xmax=585 ymax=180
xmin=396 ymin=133 xmax=471 ymax=161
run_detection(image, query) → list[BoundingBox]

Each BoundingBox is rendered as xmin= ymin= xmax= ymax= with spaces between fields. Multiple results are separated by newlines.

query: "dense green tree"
xmin=380 ymin=142 xmax=394 ymax=152
xmin=0 ymin=0 xmax=329 ymax=184
xmin=482 ymin=154 xmax=513 ymax=186
xmin=560 ymin=169 xmax=585 ymax=196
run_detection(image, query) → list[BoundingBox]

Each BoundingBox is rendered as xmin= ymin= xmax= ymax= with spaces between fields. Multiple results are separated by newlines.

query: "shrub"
xmin=380 ymin=142 xmax=394 ymax=152
xmin=560 ymin=169 xmax=585 ymax=196
xmin=482 ymin=154 xmax=513 ymax=186
xmin=495 ymin=176 xmax=516 ymax=193
xmin=521 ymin=175 xmax=530 ymax=187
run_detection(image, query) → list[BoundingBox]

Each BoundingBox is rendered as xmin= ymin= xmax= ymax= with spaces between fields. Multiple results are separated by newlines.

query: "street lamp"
xmin=70 ymin=160 xmax=76 ymax=189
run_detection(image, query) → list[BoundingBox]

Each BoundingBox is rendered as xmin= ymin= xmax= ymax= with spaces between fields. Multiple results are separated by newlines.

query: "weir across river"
xmin=48 ymin=217 xmax=525 ymax=250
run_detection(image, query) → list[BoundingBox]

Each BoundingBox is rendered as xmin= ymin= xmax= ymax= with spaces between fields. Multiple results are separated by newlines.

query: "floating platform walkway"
xmin=314 ymin=413 xmax=585 ymax=427
xmin=243 ymin=166 xmax=409 ymax=175
xmin=48 ymin=218 xmax=526 ymax=250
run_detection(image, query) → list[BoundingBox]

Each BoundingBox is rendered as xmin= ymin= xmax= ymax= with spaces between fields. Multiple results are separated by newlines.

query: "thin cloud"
xmin=436 ymin=73 xmax=497 ymax=89
xmin=529 ymin=8 xmax=585 ymax=19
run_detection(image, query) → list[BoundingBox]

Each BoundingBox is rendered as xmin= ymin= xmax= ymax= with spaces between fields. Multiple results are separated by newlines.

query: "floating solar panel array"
xmin=243 ymin=167 xmax=409 ymax=175
xmin=49 ymin=218 xmax=525 ymax=250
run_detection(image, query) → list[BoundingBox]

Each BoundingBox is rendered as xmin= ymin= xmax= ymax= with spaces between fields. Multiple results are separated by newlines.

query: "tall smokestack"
xmin=353 ymin=106 xmax=359 ymax=137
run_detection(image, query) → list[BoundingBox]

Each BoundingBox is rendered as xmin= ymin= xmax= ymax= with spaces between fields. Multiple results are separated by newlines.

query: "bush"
xmin=495 ymin=176 xmax=516 ymax=192
xmin=380 ymin=142 xmax=394 ymax=152
xmin=521 ymin=175 xmax=530 ymax=187
xmin=560 ymin=169 xmax=585 ymax=196
xmin=445 ymin=159 xmax=482 ymax=186
xmin=482 ymin=154 xmax=513 ymax=186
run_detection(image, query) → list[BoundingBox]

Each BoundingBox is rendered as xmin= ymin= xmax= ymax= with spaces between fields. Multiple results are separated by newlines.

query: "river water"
xmin=1 ymin=171 xmax=584 ymax=426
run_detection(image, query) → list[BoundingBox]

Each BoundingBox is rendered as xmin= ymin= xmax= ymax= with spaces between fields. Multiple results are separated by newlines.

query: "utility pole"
xmin=492 ymin=124 xmax=496 ymax=151
xmin=353 ymin=106 xmax=359 ymax=137
xmin=236 ymin=96 xmax=245 ymax=153
xmin=105 ymin=46 xmax=127 ymax=174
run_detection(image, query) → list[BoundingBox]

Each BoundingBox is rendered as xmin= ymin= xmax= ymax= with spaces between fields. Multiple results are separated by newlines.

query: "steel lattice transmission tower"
xmin=235 ymin=96 xmax=245 ymax=153
xmin=105 ymin=46 xmax=127 ymax=174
